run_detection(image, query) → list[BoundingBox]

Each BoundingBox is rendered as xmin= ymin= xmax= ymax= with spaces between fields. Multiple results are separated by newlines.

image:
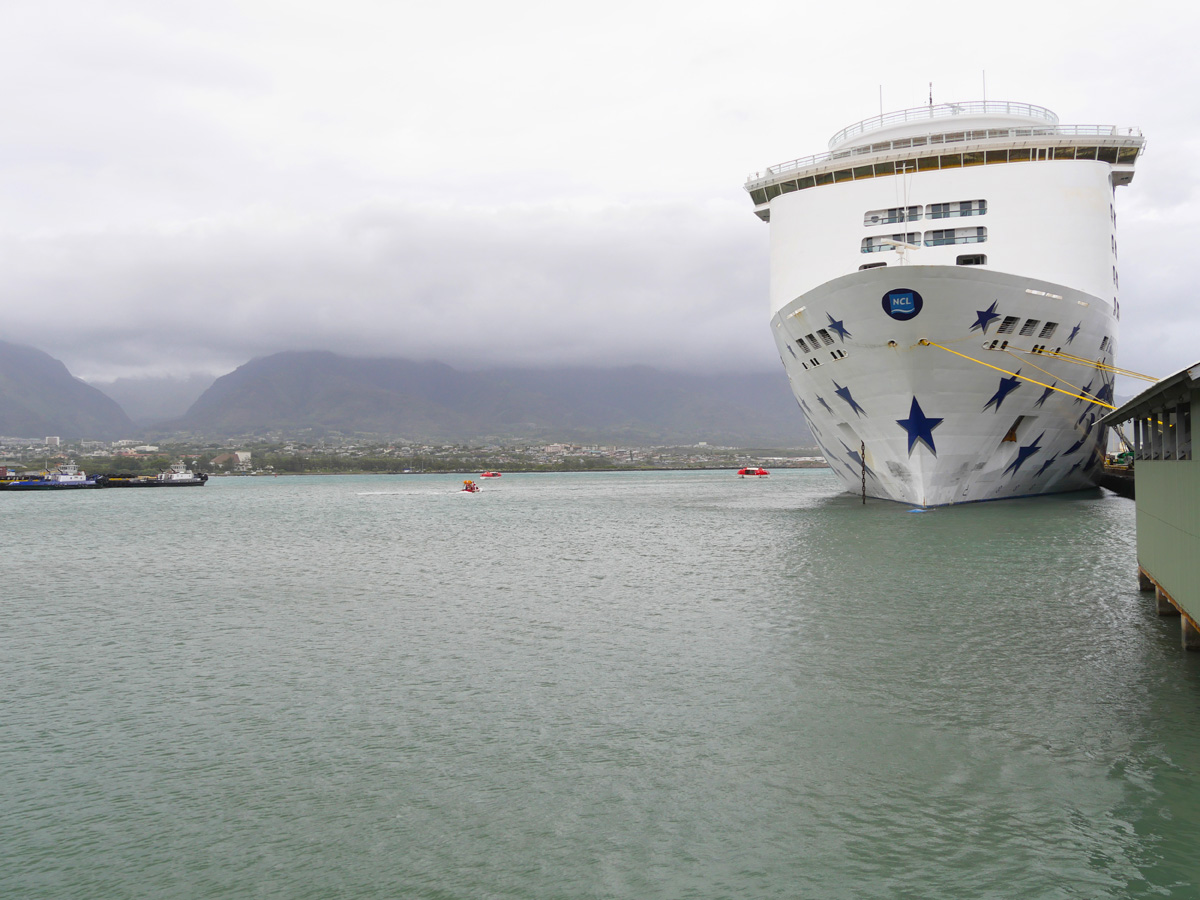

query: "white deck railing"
xmin=749 ymin=122 xmax=1144 ymax=186
xmin=829 ymin=101 xmax=1059 ymax=148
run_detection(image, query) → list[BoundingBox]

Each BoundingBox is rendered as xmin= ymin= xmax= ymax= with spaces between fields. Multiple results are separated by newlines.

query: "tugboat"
xmin=0 ymin=462 xmax=100 ymax=491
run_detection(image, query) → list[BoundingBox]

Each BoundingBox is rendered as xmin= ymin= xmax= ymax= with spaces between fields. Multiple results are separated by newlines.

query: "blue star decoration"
xmin=1034 ymin=383 xmax=1056 ymax=408
xmin=817 ymin=395 xmax=833 ymax=415
xmin=1004 ymin=431 xmax=1045 ymax=476
xmin=833 ymin=381 xmax=867 ymax=417
xmin=1073 ymin=378 xmax=1095 ymax=406
xmin=896 ymin=396 xmax=944 ymax=456
xmin=1066 ymin=322 xmax=1081 ymax=344
xmin=825 ymin=312 xmax=852 ymax=342
xmin=1034 ymin=453 xmax=1059 ymax=479
xmin=840 ymin=441 xmax=876 ymax=478
xmin=983 ymin=371 xmax=1022 ymax=413
xmin=970 ymin=300 xmax=1001 ymax=334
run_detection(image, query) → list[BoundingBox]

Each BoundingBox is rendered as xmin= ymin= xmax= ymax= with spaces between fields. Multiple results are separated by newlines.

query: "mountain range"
xmin=161 ymin=351 xmax=812 ymax=445
xmin=0 ymin=340 xmax=135 ymax=440
xmin=1 ymin=342 xmax=813 ymax=446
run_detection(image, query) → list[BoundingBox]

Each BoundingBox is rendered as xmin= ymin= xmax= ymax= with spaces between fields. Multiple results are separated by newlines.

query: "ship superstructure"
xmin=745 ymin=101 xmax=1144 ymax=505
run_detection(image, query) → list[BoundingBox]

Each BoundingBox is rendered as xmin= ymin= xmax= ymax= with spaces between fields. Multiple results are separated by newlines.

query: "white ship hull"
xmin=745 ymin=100 xmax=1143 ymax=506
xmin=773 ymin=266 xmax=1112 ymax=506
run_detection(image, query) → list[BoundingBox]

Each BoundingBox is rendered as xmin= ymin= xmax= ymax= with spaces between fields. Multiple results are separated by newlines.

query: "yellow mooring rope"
xmin=918 ymin=340 xmax=1118 ymax=409
xmin=1006 ymin=346 xmax=1158 ymax=382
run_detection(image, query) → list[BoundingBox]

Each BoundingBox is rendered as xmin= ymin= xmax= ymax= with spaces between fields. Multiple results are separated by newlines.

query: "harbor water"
xmin=4 ymin=470 xmax=1199 ymax=898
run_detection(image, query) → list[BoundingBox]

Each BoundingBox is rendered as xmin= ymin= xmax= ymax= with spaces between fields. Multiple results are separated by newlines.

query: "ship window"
xmin=1075 ymin=147 xmax=1098 ymax=160
xmin=940 ymin=153 xmax=962 ymax=169
xmin=817 ymin=329 xmax=835 ymax=346
xmin=765 ymin=184 xmax=782 ymax=200
xmin=853 ymin=165 xmax=874 ymax=180
xmin=809 ymin=357 xmax=822 ymax=367
xmin=985 ymin=150 xmax=1007 ymax=164
xmin=859 ymin=261 xmax=887 ymax=270
xmin=830 ymin=349 xmax=848 ymax=360
xmin=797 ymin=176 xmax=815 ymax=189
xmin=1117 ymin=146 xmax=1139 ymax=164
xmin=779 ymin=180 xmax=798 ymax=193
xmin=918 ymin=156 xmax=939 ymax=171
xmin=1097 ymin=147 xmax=1119 ymax=164
xmin=1009 ymin=148 xmax=1031 ymax=162
xmin=862 ymin=233 xmax=919 ymax=253
xmin=896 ymin=159 xmax=917 ymax=174
xmin=1018 ymin=318 xmax=1041 ymax=336
xmin=796 ymin=337 xmax=810 ymax=353
xmin=924 ymin=227 xmax=986 ymax=247
xmin=833 ymin=169 xmax=853 ymax=183
xmin=864 ymin=206 xmax=921 ymax=226
xmin=814 ymin=171 xmax=834 ymax=186
xmin=997 ymin=316 xmax=1020 ymax=335
xmin=956 ymin=254 xmax=987 ymax=266
xmin=1038 ymin=321 xmax=1058 ymax=338
xmin=963 ymin=151 xmax=985 ymax=167
xmin=1053 ymin=146 xmax=1076 ymax=160
xmin=750 ymin=189 xmax=768 ymax=205
xmin=1100 ymin=336 xmax=1110 ymax=352
xmin=929 ymin=200 xmax=986 ymax=219
xmin=806 ymin=333 xmax=819 ymax=347
xmin=873 ymin=161 xmax=896 ymax=176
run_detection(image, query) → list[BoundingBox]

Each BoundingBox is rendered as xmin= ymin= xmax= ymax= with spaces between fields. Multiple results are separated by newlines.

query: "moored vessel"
xmin=745 ymin=100 xmax=1144 ymax=506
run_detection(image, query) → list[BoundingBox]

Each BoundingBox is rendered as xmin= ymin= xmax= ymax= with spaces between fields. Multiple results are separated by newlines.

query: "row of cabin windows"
xmin=1133 ymin=405 xmax=1193 ymax=461
xmin=749 ymin=145 xmax=1140 ymax=208
xmin=860 ymin=253 xmax=985 ymax=269
xmin=864 ymin=200 xmax=985 ymax=225
xmin=862 ymin=227 xmax=986 ymax=253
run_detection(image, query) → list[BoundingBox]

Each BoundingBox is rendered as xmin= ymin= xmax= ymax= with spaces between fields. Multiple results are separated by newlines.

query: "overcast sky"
xmin=1 ymin=1 xmax=1195 ymax=392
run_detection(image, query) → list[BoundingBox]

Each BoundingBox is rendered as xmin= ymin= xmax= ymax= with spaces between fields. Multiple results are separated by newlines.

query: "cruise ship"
xmin=745 ymin=100 xmax=1145 ymax=506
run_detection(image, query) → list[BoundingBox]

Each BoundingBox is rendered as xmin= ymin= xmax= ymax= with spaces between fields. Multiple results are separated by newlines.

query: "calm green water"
xmin=3 ymin=470 xmax=1199 ymax=899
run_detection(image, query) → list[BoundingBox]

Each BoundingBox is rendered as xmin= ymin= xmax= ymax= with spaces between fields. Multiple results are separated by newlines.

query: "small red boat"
xmin=480 ymin=472 xmax=502 ymax=478
xmin=461 ymin=479 xmax=480 ymax=493
xmin=736 ymin=467 xmax=770 ymax=478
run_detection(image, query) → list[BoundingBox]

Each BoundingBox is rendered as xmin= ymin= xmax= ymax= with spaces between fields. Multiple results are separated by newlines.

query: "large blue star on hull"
xmin=1033 ymin=383 xmax=1057 ymax=409
xmin=982 ymin=371 xmax=1023 ymax=413
xmin=840 ymin=441 xmax=876 ymax=479
xmin=816 ymin=395 xmax=833 ymax=415
xmin=970 ymin=300 xmax=1001 ymax=334
xmin=1066 ymin=322 xmax=1081 ymax=344
xmin=896 ymin=396 xmax=944 ymax=456
xmin=1003 ymin=431 xmax=1045 ymax=477
xmin=825 ymin=312 xmax=852 ymax=342
xmin=833 ymin=381 xmax=867 ymax=417
xmin=1034 ymin=453 xmax=1059 ymax=479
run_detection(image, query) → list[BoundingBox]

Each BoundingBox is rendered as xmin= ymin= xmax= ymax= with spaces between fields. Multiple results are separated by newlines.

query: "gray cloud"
xmin=0 ymin=0 xmax=1197 ymax=395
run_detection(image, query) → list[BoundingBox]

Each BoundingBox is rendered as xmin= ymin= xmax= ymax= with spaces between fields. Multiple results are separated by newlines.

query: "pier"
xmin=1100 ymin=362 xmax=1199 ymax=649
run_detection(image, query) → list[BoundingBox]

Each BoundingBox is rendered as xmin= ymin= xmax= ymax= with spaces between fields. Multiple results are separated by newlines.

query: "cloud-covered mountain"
xmin=0 ymin=341 xmax=136 ymax=440
xmin=162 ymin=351 xmax=813 ymax=446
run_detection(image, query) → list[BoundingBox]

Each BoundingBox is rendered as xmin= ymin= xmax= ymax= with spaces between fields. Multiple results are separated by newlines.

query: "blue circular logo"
xmin=882 ymin=288 xmax=923 ymax=321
